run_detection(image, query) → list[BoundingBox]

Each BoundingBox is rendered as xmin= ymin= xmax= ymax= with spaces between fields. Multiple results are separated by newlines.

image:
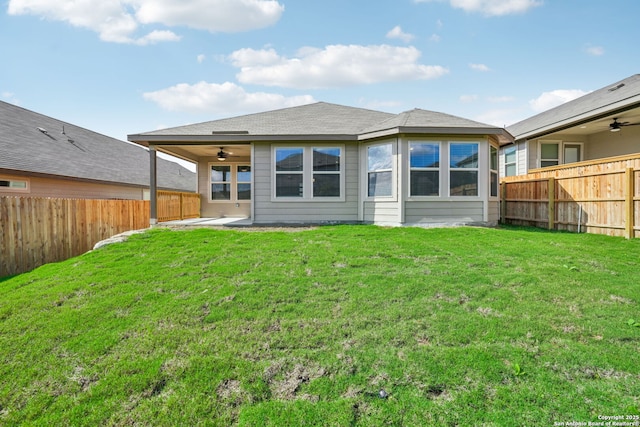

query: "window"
xmin=0 ymin=177 xmax=28 ymax=192
xmin=367 ymin=143 xmax=393 ymax=197
xmin=450 ymin=143 xmax=478 ymax=196
xmin=504 ymin=145 xmax=517 ymax=176
xmin=237 ymin=165 xmax=251 ymax=200
xmin=539 ymin=141 xmax=583 ymax=168
xmin=274 ymin=146 xmax=343 ymax=199
xmin=564 ymin=143 xmax=582 ymax=164
xmin=211 ymin=165 xmax=231 ymax=200
xmin=409 ymin=142 xmax=439 ymax=196
xmin=313 ymin=148 xmax=341 ymax=197
xmin=275 ymin=147 xmax=304 ymax=198
xmin=540 ymin=142 xmax=560 ymax=167
xmin=490 ymin=145 xmax=498 ymax=197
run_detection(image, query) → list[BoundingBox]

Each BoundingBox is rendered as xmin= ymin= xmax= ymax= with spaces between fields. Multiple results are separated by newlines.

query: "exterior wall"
xmin=404 ymin=201 xmax=485 ymax=224
xmin=197 ymin=156 xmax=251 ymax=218
xmin=252 ymin=142 xmax=360 ymax=224
xmin=363 ymin=201 xmax=399 ymax=224
xmin=586 ymin=127 xmax=640 ymax=160
xmin=0 ymin=171 xmax=144 ymax=199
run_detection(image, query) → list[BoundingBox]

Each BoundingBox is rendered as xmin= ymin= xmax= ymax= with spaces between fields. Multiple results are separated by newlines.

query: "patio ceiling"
xmin=539 ymin=104 xmax=640 ymax=138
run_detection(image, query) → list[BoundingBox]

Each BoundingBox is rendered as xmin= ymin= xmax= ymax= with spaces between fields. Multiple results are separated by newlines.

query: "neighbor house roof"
xmin=0 ymin=101 xmax=195 ymax=192
xmin=129 ymin=102 xmax=512 ymax=144
xmin=507 ymin=74 xmax=640 ymax=140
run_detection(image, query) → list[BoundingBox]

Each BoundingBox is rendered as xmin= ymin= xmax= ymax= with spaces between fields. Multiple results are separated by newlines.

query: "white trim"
xmin=407 ymin=140 xmax=441 ymax=198
xmin=208 ymin=162 xmax=252 ymax=203
xmin=449 ymin=141 xmax=480 ymax=198
xmin=538 ymin=140 xmax=584 ymax=168
xmin=363 ymin=140 xmax=397 ymax=201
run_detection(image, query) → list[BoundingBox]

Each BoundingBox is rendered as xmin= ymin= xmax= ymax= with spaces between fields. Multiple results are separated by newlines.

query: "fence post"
xmin=625 ymin=168 xmax=635 ymax=239
xmin=548 ymin=177 xmax=555 ymax=230
xmin=500 ymin=182 xmax=507 ymax=224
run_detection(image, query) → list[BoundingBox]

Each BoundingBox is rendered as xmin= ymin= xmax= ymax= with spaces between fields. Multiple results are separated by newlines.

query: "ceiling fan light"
xmin=610 ymin=127 xmax=621 ymax=132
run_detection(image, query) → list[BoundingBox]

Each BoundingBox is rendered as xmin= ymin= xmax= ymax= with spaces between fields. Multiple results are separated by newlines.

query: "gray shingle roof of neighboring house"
xmin=0 ymin=101 xmax=195 ymax=192
xmin=129 ymin=102 xmax=513 ymax=144
xmin=507 ymin=74 xmax=640 ymax=140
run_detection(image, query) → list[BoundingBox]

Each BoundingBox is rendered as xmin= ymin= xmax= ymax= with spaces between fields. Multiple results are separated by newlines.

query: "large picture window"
xmin=409 ymin=142 xmax=440 ymax=196
xmin=274 ymin=146 xmax=343 ymax=199
xmin=367 ymin=143 xmax=393 ymax=197
xmin=450 ymin=143 xmax=478 ymax=196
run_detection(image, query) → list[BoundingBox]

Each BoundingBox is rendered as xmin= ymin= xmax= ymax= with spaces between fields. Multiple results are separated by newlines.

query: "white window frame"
xmin=538 ymin=140 xmax=584 ymax=168
xmin=449 ymin=142 xmax=479 ymax=197
xmin=236 ymin=165 xmax=252 ymax=201
xmin=490 ymin=145 xmax=499 ymax=198
xmin=208 ymin=163 xmax=252 ymax=203
xmin=504 ymin=145 xmax=517 ymax=176
xmin=0 ymin=175 xmax=30 ymax=193
xmin=365 ymin=141 xmax=395 ymax=200
xmin=272 ymin=145 xmax=345 ymax=202
xmin=408 ymin=141 xmax=441 ymax=198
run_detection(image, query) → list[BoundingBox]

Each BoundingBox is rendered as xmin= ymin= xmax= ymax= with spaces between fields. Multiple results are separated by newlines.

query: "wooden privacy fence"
xmin=157 ymin=190 xmax=201 ymax=222
xmin=501 ymin=154 xmax=640 ymax=239
xmin=1 ymin=197 xmax=150 ymax=277
xmin=1 ymin=191 xmax=201 ymax=277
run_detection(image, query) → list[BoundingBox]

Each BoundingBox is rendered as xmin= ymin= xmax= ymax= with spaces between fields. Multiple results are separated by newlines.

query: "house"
xmin=128 ymin=102 xmax=512 ymax=226
xmin=502 ymin=74 xmax=640 ymax=177
xmin=0 ymin=101 xmax=196 ymax=199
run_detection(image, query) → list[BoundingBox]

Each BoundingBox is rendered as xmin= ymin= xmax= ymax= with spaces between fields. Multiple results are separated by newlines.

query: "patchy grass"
xmin=0 ymin=225 xmax=639 ymax=426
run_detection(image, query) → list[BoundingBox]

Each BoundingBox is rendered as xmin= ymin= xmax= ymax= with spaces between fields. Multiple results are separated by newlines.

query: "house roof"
xmin=507 ymin=74 xmax=640 ymax=141
xmin=0 ymin=101 xmax=195 ymax=192
xmin=129 ymin=102 xmax=512 ymax=145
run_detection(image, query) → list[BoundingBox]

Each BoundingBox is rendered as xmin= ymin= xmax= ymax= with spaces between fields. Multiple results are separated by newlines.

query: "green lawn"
xmin=1 ymin=225 xmax=639 ymax=426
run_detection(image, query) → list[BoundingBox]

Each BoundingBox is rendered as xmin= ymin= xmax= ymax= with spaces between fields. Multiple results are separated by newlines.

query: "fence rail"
xmin=1 ymin=191 xmax=200 ymax=277
xmin=500 ymin=154 xmax=640 ymax=239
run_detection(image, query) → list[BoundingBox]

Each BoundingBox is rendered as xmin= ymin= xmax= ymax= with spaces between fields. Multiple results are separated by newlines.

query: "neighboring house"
xmin=128 ymin=102 xmax=512 ymax=226
xmin=503 ymin=74 xmax=640 ymax=177
xmin=0 ymin=101 xmax=195 ymax=199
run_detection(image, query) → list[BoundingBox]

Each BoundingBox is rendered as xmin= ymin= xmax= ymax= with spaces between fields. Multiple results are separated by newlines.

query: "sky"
xmin=2 ymin=0 xmax=639 ymax=170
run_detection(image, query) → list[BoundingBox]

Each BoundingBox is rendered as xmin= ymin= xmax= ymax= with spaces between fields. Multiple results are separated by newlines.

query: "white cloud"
xmin=529 ymin=89 xmax=589 ymax=113
xmin=197 ymin=54 xmax=206 ymax=63
xmin=386 ymin=26 xmax=415 ymax=43
xmin=7 ymin=0 xmax=284 ymax=44
xmin=470 ymin=63 xmax=490 ymax=72
xmin=475 ymin=108 xmax=528 ymax=127
xmin=143 ymin=81 xmax=315 ymax=114
xmin=460 ymin=94 xmax=479 ymax=103
xmin=414 ymin=0 xmax=542 ymax=16
xmin=584 ymin=44 xmax=605 ymax=56
xmin=230 ymin=44 xmax=449 ymax=89
xmin=429 ymin=34 xmax=441 ymax=42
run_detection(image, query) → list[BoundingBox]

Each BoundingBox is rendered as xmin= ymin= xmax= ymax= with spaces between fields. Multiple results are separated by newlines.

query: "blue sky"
xmin=2 ymin=0 xmax=639 ymax=159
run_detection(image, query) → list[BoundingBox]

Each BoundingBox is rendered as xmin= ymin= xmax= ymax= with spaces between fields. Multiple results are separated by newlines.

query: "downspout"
xmin=149 ymin=145 xmax=158 ymax=226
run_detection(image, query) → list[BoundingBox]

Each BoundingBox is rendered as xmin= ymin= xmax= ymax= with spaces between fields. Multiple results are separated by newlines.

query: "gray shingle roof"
xmin=129 ymin=102 xmax=512 ymax=144
xmin=0 ymin=101 xmax=195 ymax=192
xmin=136 ymin=102 xmax=395 ymax=137
xmin=507 ymin=74 xmax=640 ymax=140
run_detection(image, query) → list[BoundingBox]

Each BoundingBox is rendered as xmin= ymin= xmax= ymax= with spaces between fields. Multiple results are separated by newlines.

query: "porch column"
xmin=149 ymin=145 xmax=158 ymax=226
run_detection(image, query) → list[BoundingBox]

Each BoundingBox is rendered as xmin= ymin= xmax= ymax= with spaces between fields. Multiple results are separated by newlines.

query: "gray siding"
xmin=363 ymin=201 xmax=399 ymax=224
xmin=404 ymin=201 xmax=484 ymax=224
xmin=488 ymin=200 xmax=499 ymax=223
xmin=253 ymin=142 xmax=360 ymax=223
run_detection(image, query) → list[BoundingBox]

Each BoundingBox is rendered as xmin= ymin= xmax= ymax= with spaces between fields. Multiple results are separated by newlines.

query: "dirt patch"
xmin=264 ymin=362 xmax=327 ymax=400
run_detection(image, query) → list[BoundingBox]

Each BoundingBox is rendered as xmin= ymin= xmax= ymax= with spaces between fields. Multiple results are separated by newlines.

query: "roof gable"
xmin=0 ymin=101 xmax=195 ymax=192
xmin=507 ymin=74 xmax=640 ymax=140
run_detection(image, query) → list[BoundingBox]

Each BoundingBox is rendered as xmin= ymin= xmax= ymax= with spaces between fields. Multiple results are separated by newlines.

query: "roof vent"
xmin=211 ymin=130 xmax=249 ymax=135
xmin=608 ymin=83 xmax=625 ymax=92
xmin=37 ymin=127 xmax=48 ymax=134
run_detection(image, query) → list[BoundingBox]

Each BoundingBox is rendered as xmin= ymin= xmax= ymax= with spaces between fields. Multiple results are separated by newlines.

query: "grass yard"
xmin=0 ymin=225 xmax=639 ymax=426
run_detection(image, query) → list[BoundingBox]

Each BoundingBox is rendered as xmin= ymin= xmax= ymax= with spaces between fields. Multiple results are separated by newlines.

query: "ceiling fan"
xmin=609 ymin=117 xmax=640 ymax=132
xmin=216 ymin=147 xmax=229 ymax=161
